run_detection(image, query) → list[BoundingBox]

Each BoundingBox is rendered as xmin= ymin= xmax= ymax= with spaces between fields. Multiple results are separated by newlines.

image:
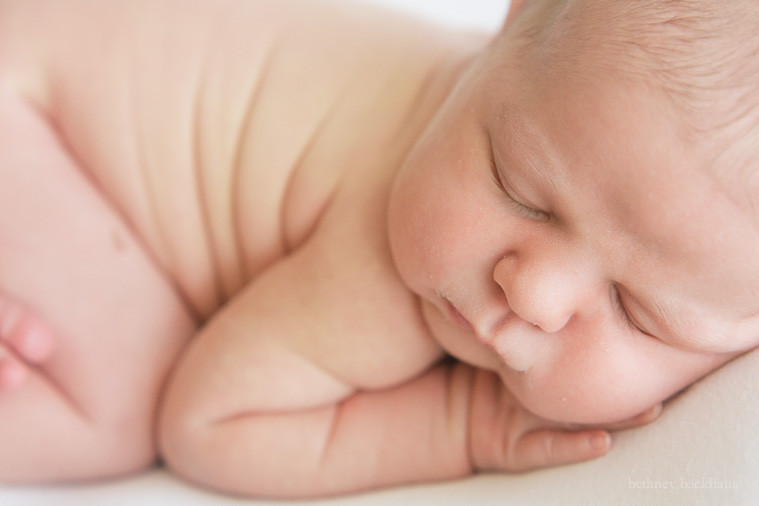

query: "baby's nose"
xmin=516 ymin=292 xmax=573 ymax=334
xmin=493 ymin=256 xmax=580 ymax=334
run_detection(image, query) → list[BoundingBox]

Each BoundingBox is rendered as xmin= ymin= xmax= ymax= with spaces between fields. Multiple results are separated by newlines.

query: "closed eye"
xmin=489 ymin=162 xmax=547 ymax=221
xmin=612 ymin=285 xmax=654 ymax=337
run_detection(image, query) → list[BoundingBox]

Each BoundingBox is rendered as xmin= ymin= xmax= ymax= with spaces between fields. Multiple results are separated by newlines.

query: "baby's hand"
xmin=466 ymin=368 xmax=661 ymax=472
xmin=0 ymin=294 xmax=56 ymax=390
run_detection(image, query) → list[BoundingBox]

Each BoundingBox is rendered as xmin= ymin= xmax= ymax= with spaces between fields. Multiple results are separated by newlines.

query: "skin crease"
xmin=387 ymin=9 xmax=759 ymax=424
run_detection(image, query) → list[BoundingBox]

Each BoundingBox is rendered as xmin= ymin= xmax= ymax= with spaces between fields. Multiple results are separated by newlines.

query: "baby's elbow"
xmin=157 ymin=407 xmax=189 ymax=474
xmin=157 ymin=388 xmax=215 ymax=486
xmin=157 ymin=387 xmax=264 ymax=497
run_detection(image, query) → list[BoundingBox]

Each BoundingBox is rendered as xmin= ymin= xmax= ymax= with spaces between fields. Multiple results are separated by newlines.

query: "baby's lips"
xmin=491 ymin=324 xmax=551 ymax=373
xmin=444 ymin=299 xmax=473 ymax=331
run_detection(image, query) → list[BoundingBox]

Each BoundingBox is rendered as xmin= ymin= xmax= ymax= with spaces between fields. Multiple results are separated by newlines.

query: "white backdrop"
xmin=360 ymin=0 xmax=508 ymax=31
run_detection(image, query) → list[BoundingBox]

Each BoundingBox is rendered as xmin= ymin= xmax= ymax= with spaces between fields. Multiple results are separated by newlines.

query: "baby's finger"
xmin=506 ymin=429 xmax=611 ymax=472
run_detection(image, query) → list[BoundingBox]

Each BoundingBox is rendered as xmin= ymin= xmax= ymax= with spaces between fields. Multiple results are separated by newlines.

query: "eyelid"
xmin=612 ymin=285 xmax=654 ymax=337
xmin=489 ymin=154 xmax=548 ymax=221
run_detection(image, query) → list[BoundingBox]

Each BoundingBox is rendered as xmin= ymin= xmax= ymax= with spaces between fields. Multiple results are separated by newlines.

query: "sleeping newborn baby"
xmin=0 ymin=0 xmax=757 ymax=498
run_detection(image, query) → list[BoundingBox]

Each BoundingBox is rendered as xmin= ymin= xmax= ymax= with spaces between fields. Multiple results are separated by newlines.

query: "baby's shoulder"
xmin=273 ymin=181 xmax=445 ymax=389
xmin=258 ymin=0 xmax=479 ymax=249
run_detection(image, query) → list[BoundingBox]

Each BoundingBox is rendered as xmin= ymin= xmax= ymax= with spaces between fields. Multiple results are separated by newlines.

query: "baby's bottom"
xmin=0 ymin=85 xmax=196 ymax=483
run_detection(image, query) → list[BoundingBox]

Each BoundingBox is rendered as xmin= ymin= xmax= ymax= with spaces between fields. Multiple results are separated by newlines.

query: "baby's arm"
xmin=159 ymin=235 xmax=652 ymax=499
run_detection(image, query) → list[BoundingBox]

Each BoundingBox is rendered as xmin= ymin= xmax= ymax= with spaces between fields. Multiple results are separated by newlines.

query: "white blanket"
xmin=8 ymin=348 xmax=759 ymax=506
xmin=4 ymin=1 xmax=758 ymax=504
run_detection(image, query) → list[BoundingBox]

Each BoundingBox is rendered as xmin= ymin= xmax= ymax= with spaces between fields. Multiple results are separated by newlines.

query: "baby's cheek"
xmin=498 ymin=357 xmax=624 ymax=424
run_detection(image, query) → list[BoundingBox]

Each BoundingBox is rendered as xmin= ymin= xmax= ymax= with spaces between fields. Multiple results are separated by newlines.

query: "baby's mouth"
xmin=443 ymin=299 xmax=502 ymax=354
xmin=443 ymin=299 xmax=473 ymax=331
xmin=442 ymin=298 xmax=543 ymax=373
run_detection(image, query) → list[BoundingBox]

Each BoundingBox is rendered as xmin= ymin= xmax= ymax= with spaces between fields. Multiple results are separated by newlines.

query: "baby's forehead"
xmin=506 ymin=0 xmax=759 ymax=131
xmin=497 ymin=0 xmax=759 ymax=228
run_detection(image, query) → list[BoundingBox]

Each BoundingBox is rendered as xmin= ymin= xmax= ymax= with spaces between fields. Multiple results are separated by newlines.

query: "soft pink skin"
xmin=387 ymin=28 xmax=759 ymax=424
xmin=0 ymin=0 xmax=757 ymax=497
xmin=0 ymin=297 xmax=56 ymax=390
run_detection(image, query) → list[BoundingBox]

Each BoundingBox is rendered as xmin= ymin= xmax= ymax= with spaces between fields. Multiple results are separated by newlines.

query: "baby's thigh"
xmin=0 ymin=86 xmax=196 ymax=481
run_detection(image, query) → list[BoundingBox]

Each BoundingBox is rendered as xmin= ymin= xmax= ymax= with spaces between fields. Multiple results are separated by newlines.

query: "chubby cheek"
xmin=388 ymin=150 xmax=485 ymax=296
xmin=499 ymin=343 xmax=677 ymax=425
xmin=387 ymin=167 xmax=440 ymax=294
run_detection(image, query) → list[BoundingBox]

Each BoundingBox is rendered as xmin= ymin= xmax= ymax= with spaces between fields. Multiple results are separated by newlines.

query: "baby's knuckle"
xmin=540 ymin=433 xmax=557 ymax=465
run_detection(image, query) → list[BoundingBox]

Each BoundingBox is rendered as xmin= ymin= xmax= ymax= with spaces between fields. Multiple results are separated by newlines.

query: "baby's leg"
xmin=0 ymin=294 xmax=55 ymax=389
xmin=0 ymin=84 xmax=197 ymax=483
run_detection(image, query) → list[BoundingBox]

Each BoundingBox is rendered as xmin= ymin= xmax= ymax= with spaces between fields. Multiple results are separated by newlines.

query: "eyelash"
xmin=613 ymin=285 xmax=647 ymax=335
xmin=490 ymin=167 xmax=547 ymax=221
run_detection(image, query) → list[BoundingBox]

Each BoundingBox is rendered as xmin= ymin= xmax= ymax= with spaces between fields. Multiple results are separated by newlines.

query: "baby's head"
xmin=388 ymin=0 xmax=759 ymax=424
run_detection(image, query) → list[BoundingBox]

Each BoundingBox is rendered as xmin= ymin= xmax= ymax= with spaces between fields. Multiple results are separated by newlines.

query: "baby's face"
xmin=388 ymin=37 xmax=759 ymax=424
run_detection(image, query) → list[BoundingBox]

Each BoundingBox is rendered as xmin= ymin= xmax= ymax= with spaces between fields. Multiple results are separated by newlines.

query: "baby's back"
xmin=1 ymin=0 xmax=471 ymax=318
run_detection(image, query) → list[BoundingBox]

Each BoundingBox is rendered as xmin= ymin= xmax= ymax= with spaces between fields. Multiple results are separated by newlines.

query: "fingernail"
xmin=643 ymin=404 xmax=662 ymax=421
xmin=591 ymin=433 xmax=611 ymax=451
